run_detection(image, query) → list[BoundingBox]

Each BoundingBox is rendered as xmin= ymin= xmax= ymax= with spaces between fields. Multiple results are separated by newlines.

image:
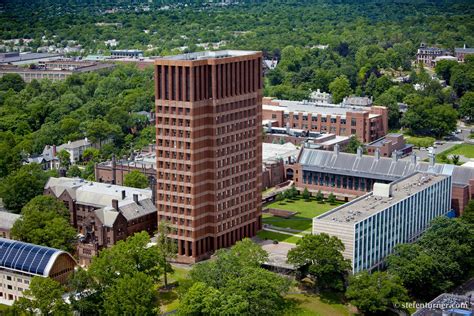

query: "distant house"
xmin=416 ymin=43 xmax=451 ymax=67
xmin=455 ymin=45 xmax=474 ymax=62
xmin=55 ymin=138 xmax=95 ymax=164
xmin=23 ymin=137 xmax=105 ymax=169
xmin=0 ymin=211 xmax=21 ymax=239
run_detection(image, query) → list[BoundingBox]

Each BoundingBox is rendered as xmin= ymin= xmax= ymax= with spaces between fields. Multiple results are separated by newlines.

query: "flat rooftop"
xmin=0 ymin=52 xmax=62 ymax=64
xmin=159 ymin=50 xmax=258 ymax=61
xmin=263 ymin=101 xmax=379 ymax=118
xmin=262 ymin=142 xmax=299 ymax=162
xmin=316 ymin=172 xmax=449 ymax=224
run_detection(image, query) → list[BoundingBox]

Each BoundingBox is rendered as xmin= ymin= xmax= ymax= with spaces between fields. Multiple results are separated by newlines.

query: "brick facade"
xmin=154 ymin=51 xmax=263 ymax=263
xmin=262 ymin=98 xmax=388 ymax=143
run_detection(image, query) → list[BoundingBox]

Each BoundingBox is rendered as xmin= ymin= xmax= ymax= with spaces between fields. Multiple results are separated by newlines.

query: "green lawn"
xmin=263 ymin=197 xmax=343 ymax=232
xmin=257 ymin=230 xmax=302 ymax=244
xmin=158 ymin=266 xmax=190 ymax=313
xmin=285 ymin=293 xmax=354 ymax=316
xmin=405 ymin=135 xmax=435 ymax=148
xmin=439 ymin=143 xmax=474 ymax=159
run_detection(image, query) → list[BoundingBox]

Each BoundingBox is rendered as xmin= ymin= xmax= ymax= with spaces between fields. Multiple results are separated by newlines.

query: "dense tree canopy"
xmin=13 ymin=277 xmax=71 ymax=316
xmin=0 ymin=164 xmax=55 ymax=213
xmin=288 ymin=234 xmax=351 ymax=291
xmin=11 ymin=195 xmax=76 ymax=252
xmin=124 ymin=169 xmax=149 ymax=189
xmin=178 ymin=238 xmax=290 ymax=316
xmin=387 ymin=217 xmax=474 ymax=299
xmin=68 ymin=232 xmax=161 ymax=315
xmin=346 ymin=271 xmax=409 ymax=315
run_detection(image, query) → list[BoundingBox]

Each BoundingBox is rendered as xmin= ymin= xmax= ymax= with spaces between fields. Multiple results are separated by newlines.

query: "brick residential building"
xmin=455 ymin=46 xmax=474 ymax=62
xmin=416 ymin=43 xmax=451 ymax=67
xmin=262 ymin=97 xmax=388 ymax=143
xmin=366 ymin=133 xmax=413 ymax=158
xmin=44 ymin=177 xmax=157 ymax=265
xmin=154 ymin=50 xmax=263 ymax=263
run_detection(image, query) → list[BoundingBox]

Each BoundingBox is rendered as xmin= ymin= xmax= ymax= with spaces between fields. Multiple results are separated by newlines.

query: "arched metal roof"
xmin=0 ymin=238 xmax=66 ymax=277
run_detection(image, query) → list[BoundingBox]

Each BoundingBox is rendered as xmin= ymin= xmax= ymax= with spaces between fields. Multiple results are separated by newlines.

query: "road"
xmin=402 ymin=127 xmax=471 ymax=161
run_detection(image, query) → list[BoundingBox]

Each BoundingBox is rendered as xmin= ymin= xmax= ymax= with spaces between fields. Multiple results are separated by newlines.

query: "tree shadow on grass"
xmin=283 ymin=297 xmax=306 ymax=315
xmin=319 ymin=290 xmax=346 ymax=305
xmin=158 ymin=289 xmax=178 ymax=306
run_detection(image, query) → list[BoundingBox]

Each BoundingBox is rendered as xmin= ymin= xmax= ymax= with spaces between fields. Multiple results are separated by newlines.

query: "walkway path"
xmin=263 ymin=227 xmax=304 ymax=238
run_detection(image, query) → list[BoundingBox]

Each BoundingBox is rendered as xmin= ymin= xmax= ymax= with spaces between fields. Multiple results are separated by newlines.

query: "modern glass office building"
xmin=313 ymin=170 xmax=453 ymax=273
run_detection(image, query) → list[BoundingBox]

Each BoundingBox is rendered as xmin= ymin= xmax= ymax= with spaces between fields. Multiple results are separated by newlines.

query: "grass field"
xmin=257 ymin=230 xmax=302 ymax=244
xmin=263 ymin=197 xmax=343 ymax=232
xmin=439 ymin=143 xmax=474 ymax=159
xmin=285 ymin=293 xmax=354 ymax=316
xmin=158 ymin=266 xmax=190 ymax=313
xmin=404 ymin=135 xmax=435 ymax=148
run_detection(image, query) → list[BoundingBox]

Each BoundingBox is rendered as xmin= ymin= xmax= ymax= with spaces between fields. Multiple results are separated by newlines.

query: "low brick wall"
xmin=263 ymin=208 xmax=297 ymax=219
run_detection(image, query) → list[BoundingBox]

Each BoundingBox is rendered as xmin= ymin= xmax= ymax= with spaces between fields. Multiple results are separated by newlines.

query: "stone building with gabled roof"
xmin=44 ymin=177 xmax=157 ymax=265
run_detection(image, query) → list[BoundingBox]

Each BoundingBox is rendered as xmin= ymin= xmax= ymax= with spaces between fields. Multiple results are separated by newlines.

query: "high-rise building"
xmin=154 ymin=50 xmax=263 ymax=263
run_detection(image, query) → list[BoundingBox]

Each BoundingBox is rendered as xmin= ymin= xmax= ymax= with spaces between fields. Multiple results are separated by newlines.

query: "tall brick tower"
xmin=154 ymin=51 xmax=263 ymax=263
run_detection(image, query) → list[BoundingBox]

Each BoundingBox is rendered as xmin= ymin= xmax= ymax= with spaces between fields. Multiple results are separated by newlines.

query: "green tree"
xmin=103 ymin=272 xmax=156 ymax=316
xmin=302 ymin=187 xmax=311 ymax=201
xmin=275 ymin=192 xmax=284 ymax=204
xmin=0 ymin=164 xmax=50 ymax=213
xmin=13 ymin=277 xmax=71 ymax=315
xmin=315 ymin=190 xmax=324 ymax=202
xmin=329 ymin=75 xmax=353 ymax=104
xmin=435 ymin=59 xmax=458 ymax=83
xmin=346 ymin=271 xmax=409 ymax=315
xmin=375 ymin=92 xmax=400 ymax=128
xmin=11 ymin=195 xmax=76 ymax=252
xmin=82 ymin=147 xmax=100 ymax=162
xmin=288 ymin=234 xmax=351 ymax=291
xmin=156 ymin=221 xmax=177 ymax=287
xmin=124 ymin=170 xmax=149 ymax=189
xmin=462 ymin=200 xmax=474 ymax=225
xmin=459 ymin=92 xmax=474 ymax=122
xmin=0 ymin=73 xmax=26 ymax=92
xmin=365 ymin=73 xmax=377 ymax=97
xmin=228 ymin=237 xmax=269 ymax=268
xmin=57 ymin=149 xmax=71 ymax=168
xmin=451 ymin=155 xmax=460 ymax=165
xmin=344 ymin=136 xmax=363 ymax=154
xmin=327 ymin=192 xmax=336 ymax=204
xmin=67 ymin=165 xmax=82 ymax=177
xmin=180 ymin=239 xmax=290 ymax=315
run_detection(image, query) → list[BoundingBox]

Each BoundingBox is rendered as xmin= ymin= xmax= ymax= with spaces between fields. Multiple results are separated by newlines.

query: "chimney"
xmin=334 ymin=144 xmax=340 ymax=155
xmin=133 ymin=193 xmax=139 ymax=204
xmin=111 ymin=154 xmax=116 ymax=185
xmin=429 ymin=154 xmax=436 ymax=166
xmin=356 ymin=146 xmax=363 ymax=158
xmin=375 ymin=148 xmax=380 ymax=160
xmin=428 ymin=147 xmax=436 ymax=166
xmin=392 ymin=151 xmax=398 ymax=162
xmin=59 ymin=167 xmax=67 ymax=177
xmin=411 ymin=153 xmax=417 ymax=165
xmin=85 ymin=137 xmax=88 ymax=143
xmin=52 ymin=145 xmax=57 ymax=157
xmin=112 ymin=199 xmax=119 ymax=211
xmin=121 ymin=190 xmax=126 ymax=200
xmin=148 ymin=176 xmax=157 ymax=205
